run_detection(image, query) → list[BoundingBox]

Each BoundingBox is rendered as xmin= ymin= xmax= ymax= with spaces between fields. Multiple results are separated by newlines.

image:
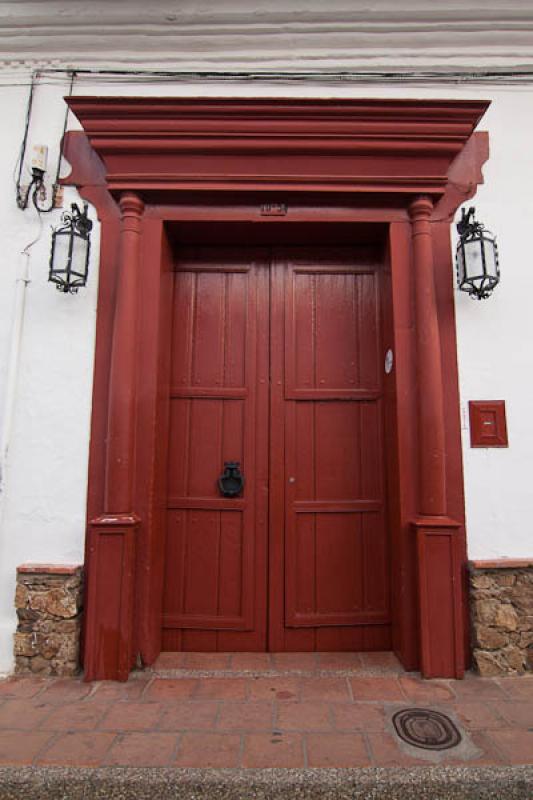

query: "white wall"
xmin=0 ymin=77 xmax=100 ymax=673
xmin=0 ymin=67 xmax=532 ymax=671
xmin=454 ymin=92 xmax=533 ymax=560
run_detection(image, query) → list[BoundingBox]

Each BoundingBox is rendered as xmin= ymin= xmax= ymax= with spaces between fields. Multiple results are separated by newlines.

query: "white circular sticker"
xmin=385 ymin=349 xmax=394 ymax=374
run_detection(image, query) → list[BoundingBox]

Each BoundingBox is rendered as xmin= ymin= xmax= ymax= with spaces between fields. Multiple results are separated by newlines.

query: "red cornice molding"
xmin=67 ymin=96 xmax=489 ymax=128
xmin=66 ymin=96 xmax=490 ymax=198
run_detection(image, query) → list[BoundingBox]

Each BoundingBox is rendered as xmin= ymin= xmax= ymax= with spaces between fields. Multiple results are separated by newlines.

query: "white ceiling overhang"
xmin=1 ymin=1 xmax=533 ymax=77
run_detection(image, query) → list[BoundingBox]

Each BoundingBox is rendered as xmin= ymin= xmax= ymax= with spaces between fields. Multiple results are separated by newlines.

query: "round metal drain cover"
xmin=392 ymin=708 xmax=462 ymax=751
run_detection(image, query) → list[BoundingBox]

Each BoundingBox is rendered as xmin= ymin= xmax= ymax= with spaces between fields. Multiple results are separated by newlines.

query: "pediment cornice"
xmin=65 ymin=96 xmax=489 ymax=199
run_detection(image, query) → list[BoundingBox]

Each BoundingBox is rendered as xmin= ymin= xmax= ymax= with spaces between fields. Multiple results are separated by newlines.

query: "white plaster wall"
xmin=0 ymin=66 xmax=532 ymax=671
xmin=0 ymin=77 xmax=101 ymax=673
xmin=453 ymin=93 xmax=533 ymax=560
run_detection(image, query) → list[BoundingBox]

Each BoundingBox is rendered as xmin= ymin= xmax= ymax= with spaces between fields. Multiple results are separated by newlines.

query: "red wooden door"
xmin=162 ymin=248 xmax=270 ymax=651
xmin=162 ymin=245 xmax=390 ymax=652
xmin=269 ymin=249 xmax=390 ymax=651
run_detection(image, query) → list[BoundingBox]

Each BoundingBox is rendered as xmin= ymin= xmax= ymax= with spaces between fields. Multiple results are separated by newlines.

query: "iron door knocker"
xmin=218 ymin=461 xmax=244 ymax=497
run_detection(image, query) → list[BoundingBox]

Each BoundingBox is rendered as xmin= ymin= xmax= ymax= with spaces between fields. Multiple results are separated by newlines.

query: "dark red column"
xmin=104 ymin=192 xmax=144 ymax=512
xmin=409 ymin=195 xmax=447 ymax=516
xmin=85 ymin=192 xmax=144 ymax=681
xmin=409 ymin=195 xmax=465 ymax=679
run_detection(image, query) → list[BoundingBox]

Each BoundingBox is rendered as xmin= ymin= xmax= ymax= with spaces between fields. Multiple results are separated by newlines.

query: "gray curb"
xmin=0 ymin=765 xmax=532 ymax=799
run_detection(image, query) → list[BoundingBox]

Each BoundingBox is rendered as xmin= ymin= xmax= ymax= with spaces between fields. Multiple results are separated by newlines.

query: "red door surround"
xmin=62 ymin=97 xmax=490 ymax=680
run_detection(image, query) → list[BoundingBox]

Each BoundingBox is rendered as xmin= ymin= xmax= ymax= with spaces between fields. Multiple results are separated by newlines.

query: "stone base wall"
xmin=469 ymin=559 xmax=533 ymax=677
xmin=14 ymin=564 xmax=83 ymax=677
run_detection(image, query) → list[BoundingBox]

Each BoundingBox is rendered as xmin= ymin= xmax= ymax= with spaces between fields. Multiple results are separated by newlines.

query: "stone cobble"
xmin=0 ymin=657 xmax=531 ymax=769
xmin=470 ymin=567 xmax=533 ymax=677
xmin=14 ymin=566 xmax=83 ymax=677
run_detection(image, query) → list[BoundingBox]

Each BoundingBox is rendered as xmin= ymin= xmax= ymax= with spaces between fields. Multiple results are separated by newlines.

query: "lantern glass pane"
xmin=51 ymin=232 xmax=70 ymax=277
xmin=71 ymin=236 xmax=88 ymax=279
xmin=456 ymin=244 xmax=466 ymax=283
xmin=463 ymin=239 xmax=484 ymax=280
xmin=483 ymin=238 xmax=498 ymax=278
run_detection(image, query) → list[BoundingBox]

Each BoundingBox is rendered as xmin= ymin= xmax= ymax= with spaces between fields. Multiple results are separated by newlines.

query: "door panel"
xmin=270 ymin=249 xmax=390 ymax=650
xmin=162 ymin=249 xmax=269 ymax=651
xmin=287 ymin=267 xmax=380 ymax=398
xmin=162 ymin=244 xmax=390 ymax=652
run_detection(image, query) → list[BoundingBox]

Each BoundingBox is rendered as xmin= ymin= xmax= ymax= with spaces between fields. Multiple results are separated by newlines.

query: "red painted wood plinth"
xmin=415 ymin=518 xmax=464 ymax=678
xmin=85 ymin=514 xmax=138 ymax=681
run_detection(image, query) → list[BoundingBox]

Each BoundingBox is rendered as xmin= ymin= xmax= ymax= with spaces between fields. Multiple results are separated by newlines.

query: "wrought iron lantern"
xmin=49 ymin=202 xmax=92 ymax=294
xmin=456 ymin=207 xmax=500 ymax=300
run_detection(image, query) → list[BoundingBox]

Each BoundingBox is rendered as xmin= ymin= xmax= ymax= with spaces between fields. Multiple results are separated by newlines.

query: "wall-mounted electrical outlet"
xmin=31 ymin=144 xmax=48 ymax=172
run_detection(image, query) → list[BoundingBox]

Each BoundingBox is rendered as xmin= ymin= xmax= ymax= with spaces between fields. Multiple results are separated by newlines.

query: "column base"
xmin=414 ymin=517 xmax=465 ymax=679
xmin=84 ymin=514 xmax=139 ymax=682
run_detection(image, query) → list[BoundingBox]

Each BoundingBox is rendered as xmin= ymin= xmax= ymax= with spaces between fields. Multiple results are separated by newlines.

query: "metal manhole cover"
xmin=392 ymin=708 xmax=462 ymax=751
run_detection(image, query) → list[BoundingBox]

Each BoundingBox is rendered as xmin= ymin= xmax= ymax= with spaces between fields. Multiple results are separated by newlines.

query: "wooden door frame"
xmin=62 ymin=97 xmax=490 ymax=680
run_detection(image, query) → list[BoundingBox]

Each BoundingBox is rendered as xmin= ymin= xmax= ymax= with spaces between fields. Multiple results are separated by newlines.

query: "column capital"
xmin=119 ymin=191 xmax=144 ymax=228
xmin=408 ymin=195 xmax=433 ymax=223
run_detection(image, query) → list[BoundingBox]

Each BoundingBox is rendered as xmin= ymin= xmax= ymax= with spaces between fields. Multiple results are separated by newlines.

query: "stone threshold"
xmin=144 ymin=651 xmax=406 ymax=680
xmin=143 ymin=669 xmax=409 ymax=679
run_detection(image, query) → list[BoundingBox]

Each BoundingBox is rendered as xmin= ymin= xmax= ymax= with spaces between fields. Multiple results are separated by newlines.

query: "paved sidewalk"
xmin=0 ymin=652 xmax=531 ymax=772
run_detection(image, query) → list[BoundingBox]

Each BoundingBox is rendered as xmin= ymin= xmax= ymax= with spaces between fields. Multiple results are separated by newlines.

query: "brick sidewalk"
xmin=0 ymin=653 xmax=531 ymax=769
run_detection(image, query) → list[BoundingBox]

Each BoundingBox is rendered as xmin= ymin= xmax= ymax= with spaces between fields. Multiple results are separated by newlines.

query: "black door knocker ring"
xmin=218 ymin=461 xmax=244 ymax=497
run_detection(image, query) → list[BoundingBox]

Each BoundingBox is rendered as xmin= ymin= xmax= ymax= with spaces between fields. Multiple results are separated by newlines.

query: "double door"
xmin=162 ymin=246 xmax=389 ymax=651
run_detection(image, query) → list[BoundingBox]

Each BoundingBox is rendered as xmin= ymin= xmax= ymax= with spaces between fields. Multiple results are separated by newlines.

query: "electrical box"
xmin=469 ymin=401 xmax=508 ymax=448
xmin=31 ymin=144 xmax=48 ymax=172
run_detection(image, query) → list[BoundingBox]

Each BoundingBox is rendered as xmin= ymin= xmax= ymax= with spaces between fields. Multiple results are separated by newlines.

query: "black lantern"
xmin=456 ymin=207 xmax=500 ymax=300
xmin=49 ymin=202 xmax=92 ymax=294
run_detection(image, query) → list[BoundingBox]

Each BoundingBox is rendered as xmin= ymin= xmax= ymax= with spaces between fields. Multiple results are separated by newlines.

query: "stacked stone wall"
xmin=469 ymin=560 xmax=533 ymax=677
xmin=14 ymin=564 xmax=83 ymax=676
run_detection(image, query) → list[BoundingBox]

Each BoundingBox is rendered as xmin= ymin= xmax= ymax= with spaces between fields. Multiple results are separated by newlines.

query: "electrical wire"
xmin=36 ymin=67 xmax=533 ymax=82
xmin=53 ymin=70 xmax=76 ymax=189
xmin=4 ymin=66 xmax=533 ymax=90
xmin=13 ymin=72 xmax=36 ymax=192
xmin=14 ymin=70 xmax=76 ymax=213
xmin=21 ymin=207 xmax=44 ymax=257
